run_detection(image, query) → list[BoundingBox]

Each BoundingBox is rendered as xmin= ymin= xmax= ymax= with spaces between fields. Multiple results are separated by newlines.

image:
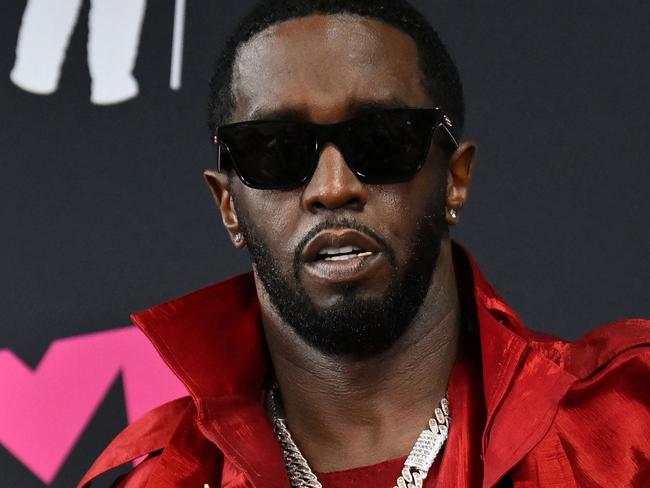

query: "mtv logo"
xmin=0 ymin=327 xmax=186 ymax=484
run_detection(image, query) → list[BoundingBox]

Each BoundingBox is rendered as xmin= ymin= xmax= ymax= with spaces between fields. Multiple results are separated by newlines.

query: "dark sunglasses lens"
xmin=220 ymin=122 xmax=315 ymax=189
xmin=338 ymin=110 xmax=434 ymax=183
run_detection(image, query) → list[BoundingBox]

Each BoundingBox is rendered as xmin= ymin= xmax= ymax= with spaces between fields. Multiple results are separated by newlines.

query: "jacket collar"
xmin=131 ymin=272 xmax=266 ymax=408
xmin=451 ymin=243 xmax=577 ymax=486
xmin=130 ymin=241 xmax=576 ymax=487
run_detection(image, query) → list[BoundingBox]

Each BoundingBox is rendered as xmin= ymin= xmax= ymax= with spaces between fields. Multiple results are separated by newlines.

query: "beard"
xmin=235 ymin=192 xmax=448 ymax=359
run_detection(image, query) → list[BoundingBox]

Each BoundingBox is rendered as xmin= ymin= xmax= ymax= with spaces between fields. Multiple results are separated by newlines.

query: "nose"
xmin=301 ymin=143 xmax=369 ymax=213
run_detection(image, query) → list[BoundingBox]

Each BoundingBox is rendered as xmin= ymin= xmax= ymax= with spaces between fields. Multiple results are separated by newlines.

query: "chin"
xmin=303 ymin=272 xmax=392 ymax=299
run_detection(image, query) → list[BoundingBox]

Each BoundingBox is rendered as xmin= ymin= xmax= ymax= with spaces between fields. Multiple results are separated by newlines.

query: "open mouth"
xmin=300 ymin=228 xmax=386 ymax=284
xmin=315 ymin=245 xmax=374 ymax=261
xmin=301 ymin=228 xmax=383 ymax=264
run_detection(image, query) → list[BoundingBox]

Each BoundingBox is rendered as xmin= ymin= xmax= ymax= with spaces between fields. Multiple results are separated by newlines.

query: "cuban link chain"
xmin=267 ymin=386 xmax=450 ymax=488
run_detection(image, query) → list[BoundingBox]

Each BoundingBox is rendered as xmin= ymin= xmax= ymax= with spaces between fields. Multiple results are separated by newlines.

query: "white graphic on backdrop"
xmin=10 ymin=0 xmax=186 ymax=105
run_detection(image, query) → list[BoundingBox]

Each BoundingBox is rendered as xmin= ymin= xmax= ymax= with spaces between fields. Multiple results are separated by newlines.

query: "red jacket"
xmin=79 ymin=243 xmax=650 ymax=487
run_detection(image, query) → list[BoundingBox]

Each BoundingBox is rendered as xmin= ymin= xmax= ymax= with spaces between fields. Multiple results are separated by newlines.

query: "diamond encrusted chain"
xmin=267 ymin=386 xmax=450 ymax=488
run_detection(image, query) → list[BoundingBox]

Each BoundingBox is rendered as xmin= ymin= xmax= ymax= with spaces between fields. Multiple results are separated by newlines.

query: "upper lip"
xmin=301 ymin=229 xmax=383 ymax=263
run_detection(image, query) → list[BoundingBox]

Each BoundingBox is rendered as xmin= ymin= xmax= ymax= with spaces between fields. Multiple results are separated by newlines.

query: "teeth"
xmin=323 ymin=251 xmax=374 ymax=261
xmin=324 ymin=254 xmax=356 ymax=261
xmin=319 ymin=245 xmax=361 ymax=256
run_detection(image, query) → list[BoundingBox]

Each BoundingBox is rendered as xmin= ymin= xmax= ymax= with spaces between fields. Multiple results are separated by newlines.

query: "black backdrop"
xmin=1 ymin=1 xmax=649 ymax=486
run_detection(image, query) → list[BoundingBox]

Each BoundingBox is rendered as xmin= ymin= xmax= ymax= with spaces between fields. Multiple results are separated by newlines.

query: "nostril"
xmin=308 ymin=196 xmax=364 ymax=213
xmin=311 ymin=201 xmax=327 ymax=210
xmin=344 ymin=197 xmax=364 ymax=210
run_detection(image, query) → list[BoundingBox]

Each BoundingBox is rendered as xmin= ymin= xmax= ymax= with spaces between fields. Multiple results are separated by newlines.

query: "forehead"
xmin=230 ymin=14 xmax=432 ymax=123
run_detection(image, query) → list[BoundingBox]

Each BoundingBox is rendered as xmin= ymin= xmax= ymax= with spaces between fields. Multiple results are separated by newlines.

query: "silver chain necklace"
xmin=267 ymin=385 xmax=451 ymax=488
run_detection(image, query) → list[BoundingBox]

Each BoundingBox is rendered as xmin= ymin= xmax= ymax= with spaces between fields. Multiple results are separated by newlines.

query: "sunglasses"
xmin=213 ymin=107 xmax=459 ymax=190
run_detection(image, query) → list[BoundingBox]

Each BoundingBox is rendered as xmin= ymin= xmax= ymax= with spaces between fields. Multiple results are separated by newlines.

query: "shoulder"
xmin=78 ymin=396 xmax=194 ymax=488
xmin=563 ymin=317 xmax=650 ymax=379
xmin=533 ymin=317 xmax=650 ymax=409
xmin=555 ymin=317 xmax=650 ymax=427
xmin=526 ymin=317 xmax=650 ymax=381
xmin=558 ymin=317 xmax=650 ymax=419
xmin=521 ymin=319 xmax=650 ymax=486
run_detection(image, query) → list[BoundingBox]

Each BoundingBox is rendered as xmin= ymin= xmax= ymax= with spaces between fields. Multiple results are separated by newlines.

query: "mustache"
xmin=292 ymin=218 xmax=393 ymax=269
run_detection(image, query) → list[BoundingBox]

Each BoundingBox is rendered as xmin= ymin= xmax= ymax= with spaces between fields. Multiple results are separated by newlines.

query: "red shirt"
xmin=79 ymin=242 xmax=650 ymax=487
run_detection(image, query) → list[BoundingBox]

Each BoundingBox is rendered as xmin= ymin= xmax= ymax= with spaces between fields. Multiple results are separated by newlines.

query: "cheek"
xmin=235 ymin=185 xmax=302 ymax=249
xmin=258 ymin=195 xmax=292 ymax=233
xmin=367 ymin=166 xmax=446 ymax=251
xmin=408 ymin=158 xmax=449 ymax=221
xmin=370 ymin=179 xmax=438 ymax=234
xmin=370 ymin=187 xmax=413 ymax=236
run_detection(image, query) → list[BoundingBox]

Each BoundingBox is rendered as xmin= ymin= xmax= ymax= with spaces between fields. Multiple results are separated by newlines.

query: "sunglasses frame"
xmin=213 ymin=107 xmax=459 ymax=190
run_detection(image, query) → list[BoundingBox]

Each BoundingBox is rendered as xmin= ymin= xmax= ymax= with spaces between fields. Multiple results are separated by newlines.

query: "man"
xmin=79 ymin=0 xmax=650 ymax=486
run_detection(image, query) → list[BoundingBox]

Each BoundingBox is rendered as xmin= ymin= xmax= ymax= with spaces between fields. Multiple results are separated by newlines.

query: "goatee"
xmin=236 ymin=200 xmax=447 ymax=359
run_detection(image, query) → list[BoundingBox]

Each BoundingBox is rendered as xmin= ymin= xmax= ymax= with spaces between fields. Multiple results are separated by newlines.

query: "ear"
xmin=203 ymin=169 xmax=245 ymax=248
xmin=446 ymin=140 xmax=477 ymax=224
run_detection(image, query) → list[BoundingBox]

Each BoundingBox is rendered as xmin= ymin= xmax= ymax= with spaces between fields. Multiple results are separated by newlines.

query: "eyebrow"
xmin=248 ymin=97 xmax=413 ymax=122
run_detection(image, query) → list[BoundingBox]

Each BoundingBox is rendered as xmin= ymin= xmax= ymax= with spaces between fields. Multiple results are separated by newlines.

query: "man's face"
xmin=222 ymin=14 xmax=453 ymax=357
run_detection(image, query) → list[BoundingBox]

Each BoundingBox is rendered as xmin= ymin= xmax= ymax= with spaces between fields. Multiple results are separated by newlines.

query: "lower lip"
xmin=303 ymin=253 xmax=383 ymax=283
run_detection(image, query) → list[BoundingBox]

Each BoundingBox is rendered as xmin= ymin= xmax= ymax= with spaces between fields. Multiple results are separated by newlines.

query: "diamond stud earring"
xmin=448 ymin=208 xmax=458 ymax=219
xmin=234 ymin=233 xmax=244 ymax=244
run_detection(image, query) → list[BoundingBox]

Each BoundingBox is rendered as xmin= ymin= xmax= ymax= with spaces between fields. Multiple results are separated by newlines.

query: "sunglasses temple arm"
xmin=438 ymin=123 xmax=459 ymax=149
xmin=217 ymin=144 xmax=222 ymax=172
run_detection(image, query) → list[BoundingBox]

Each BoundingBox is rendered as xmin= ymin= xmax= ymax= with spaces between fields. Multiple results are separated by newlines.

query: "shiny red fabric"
xmin=79 ymin=242 xmax=650 ymax=488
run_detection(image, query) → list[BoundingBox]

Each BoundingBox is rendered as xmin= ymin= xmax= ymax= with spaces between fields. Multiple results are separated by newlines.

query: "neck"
xmin=258 ymin=239 xmax=461 ymax=472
